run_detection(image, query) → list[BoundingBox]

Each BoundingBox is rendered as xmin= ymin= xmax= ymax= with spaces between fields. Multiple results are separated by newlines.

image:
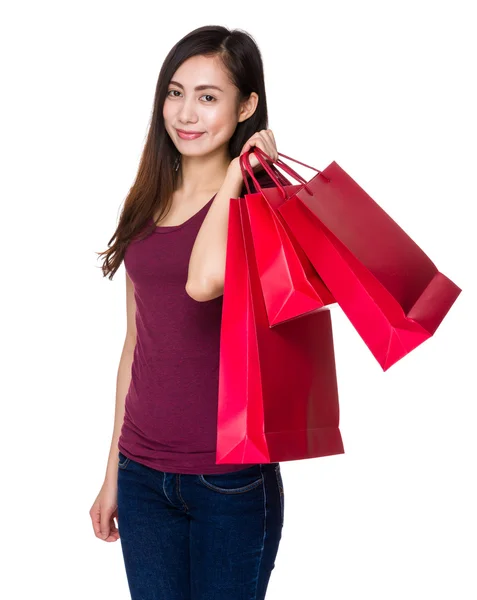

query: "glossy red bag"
xmin=250 ymin=147 xmax=462 ymax=371
xmin=237 ymin=152 xmax=334 ymax=326
xmin=216 ymin=196 xmax=344 ymax=464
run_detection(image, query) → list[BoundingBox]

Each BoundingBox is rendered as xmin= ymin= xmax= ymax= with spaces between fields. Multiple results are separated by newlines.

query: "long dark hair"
xmin=97 ymin=24 xmax=273 ymax=280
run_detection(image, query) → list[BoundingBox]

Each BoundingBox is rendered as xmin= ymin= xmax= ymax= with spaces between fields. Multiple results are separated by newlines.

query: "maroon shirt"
xmin=117 ymin=171 xmax=281 ymax=474
xmin=118 ymin=174 xmax=276 ymax=474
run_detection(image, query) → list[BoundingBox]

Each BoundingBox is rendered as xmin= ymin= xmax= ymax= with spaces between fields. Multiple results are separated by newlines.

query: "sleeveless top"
xmin=117 ymin=172 xmax=279 ymax=474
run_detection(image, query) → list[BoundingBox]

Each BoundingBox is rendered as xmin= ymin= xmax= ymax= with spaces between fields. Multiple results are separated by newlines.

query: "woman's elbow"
xmin=185 ymin=277 xmax=224 ymax=302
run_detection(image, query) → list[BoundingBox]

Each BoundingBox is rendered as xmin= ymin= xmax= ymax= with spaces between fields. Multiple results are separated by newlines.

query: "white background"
xmin=1 ymin=1 xmax=475 ymax=598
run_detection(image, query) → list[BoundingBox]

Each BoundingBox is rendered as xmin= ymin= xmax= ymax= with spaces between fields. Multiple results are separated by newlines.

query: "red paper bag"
xmin=216 ymin=196 xmax=344 ymax=464
xmin=250 ymin=147 xmax=462 ymax=371
xmin=235 ymin=151 xmax=335 ymax=327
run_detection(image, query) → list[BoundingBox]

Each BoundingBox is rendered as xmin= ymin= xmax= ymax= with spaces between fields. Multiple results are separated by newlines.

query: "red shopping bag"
xmin=250 ymin=147 xmax=462 ymax=371
xmin=238 ymin=151 xmax=335 ymax=326
xmin=216 ymin=196 xmax=344 ymax=464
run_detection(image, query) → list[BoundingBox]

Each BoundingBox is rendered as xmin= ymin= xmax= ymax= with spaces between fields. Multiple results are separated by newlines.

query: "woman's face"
xmin=163 ymin=54 xmax=256 ymax=159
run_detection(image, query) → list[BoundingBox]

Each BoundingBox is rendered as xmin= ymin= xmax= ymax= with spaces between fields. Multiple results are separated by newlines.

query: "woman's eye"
xmin=166 ymin=90 xmax=215 ymax=102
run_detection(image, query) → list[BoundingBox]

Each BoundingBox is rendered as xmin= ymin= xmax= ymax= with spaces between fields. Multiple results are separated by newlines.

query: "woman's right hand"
xmin=89 ymin=479 xmax=120 ymax=542
xmin=228 ymin=128 xmax=278 ymax=181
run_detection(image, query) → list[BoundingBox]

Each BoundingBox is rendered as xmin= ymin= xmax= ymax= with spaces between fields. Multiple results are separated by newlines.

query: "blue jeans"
xmin=117 ymin=452 xmax=284 ymax=600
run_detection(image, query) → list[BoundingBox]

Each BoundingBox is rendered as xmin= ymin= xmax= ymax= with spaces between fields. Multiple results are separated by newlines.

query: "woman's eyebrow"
xmin=169 ymin=80 xmax=224 ymax=92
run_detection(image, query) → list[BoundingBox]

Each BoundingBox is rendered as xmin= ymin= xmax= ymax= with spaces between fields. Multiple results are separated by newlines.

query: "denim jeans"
xmin=117 ymin=451 xmax=284 ymax=600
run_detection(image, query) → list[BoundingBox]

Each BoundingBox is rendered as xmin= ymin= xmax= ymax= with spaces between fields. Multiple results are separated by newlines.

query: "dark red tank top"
xmin=117 ymin=174 xmax=280 ymax=474
xmin=118 ymin=171 xmax=281 ymax=474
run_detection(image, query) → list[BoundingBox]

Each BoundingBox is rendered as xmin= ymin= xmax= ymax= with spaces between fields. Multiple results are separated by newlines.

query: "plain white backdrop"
xmin=1 ymin=1 xmax=475 ymax=598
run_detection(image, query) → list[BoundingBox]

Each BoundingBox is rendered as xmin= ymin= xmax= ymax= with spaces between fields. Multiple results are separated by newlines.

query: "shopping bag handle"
xmin=241 ymin=148 xmax=310 ymax=200
xmin=239 ymin=150 xmax=294 ymax=196
xmin=255 ymin=146 xmax=322 ymax=181
xmin=239 ymin=151 xmax=289 ymax=200
xmin=251 ymin=148 xmax=313 ymax=198
xmin=253 ymin=147 xmax=330 ymax=189
xmin=242 ymin=147 xmax=330 ymax=200
xmin=266 ymin=148 xmax=328 ymax=178
xmin=239 ymin=152 xmax=255 ymax=196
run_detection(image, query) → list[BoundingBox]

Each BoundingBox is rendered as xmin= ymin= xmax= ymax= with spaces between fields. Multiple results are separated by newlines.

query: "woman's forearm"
xmin=186 ymin=162 xmax=243 ymax=301
xmin=104 ymin=339 xmax=135 ymax=485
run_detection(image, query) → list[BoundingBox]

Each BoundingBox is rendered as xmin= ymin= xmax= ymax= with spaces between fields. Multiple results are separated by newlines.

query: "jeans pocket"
xmin=118 ymin=451 xmax=131 ymax=470
xmin=198 ymin=465 xmax=263 ymax=494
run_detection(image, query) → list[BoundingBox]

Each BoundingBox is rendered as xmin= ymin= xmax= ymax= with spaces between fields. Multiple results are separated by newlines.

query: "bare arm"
xmin=186 ymin=130 xmax=279 ymax=302
xmin=103 ymin=271 xmax=137 ymax=485
xmin=186 ymin=161 xmax=243 ymax=302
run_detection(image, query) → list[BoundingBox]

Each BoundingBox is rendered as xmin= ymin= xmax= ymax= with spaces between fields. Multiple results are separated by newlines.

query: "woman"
xmin=90 ymin=25 xmax=286 ymax=600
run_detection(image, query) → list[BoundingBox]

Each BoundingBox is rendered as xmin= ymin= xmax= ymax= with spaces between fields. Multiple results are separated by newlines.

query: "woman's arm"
xmin=103 ymin=272 xmax=137 ymax=485
xmin=185 ymin=161 xmax=243 ymax=302
xmin=186 ymin=129 xmax=279 ymax=302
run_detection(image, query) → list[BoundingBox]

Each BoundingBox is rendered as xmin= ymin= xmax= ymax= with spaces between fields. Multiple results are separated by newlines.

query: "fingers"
xmin=240 ymin=129 xmax=278 ymax=174
xmin=90 ymin=502 xmax=104 ymax=538
xmin=103 ymin=516 xmax=120 ymax=542
xmin=90 ymin=500 xmax=119 ymax=542
xmin=100 ymin=512 xmax=111 ymax=540
xmin=110 ymin=509 xmax=120 ymax=536
xmin=249 ymin=129 xmax=277 ymax=161
xmin=260 ymin=129 xmax=278 ymax=161
xmin=241 ymin=129 xmax=277 ymax=160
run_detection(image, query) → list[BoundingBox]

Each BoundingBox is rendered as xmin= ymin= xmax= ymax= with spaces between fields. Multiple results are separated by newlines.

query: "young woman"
xmin=90 ymin=25 xmax=286 ymax=600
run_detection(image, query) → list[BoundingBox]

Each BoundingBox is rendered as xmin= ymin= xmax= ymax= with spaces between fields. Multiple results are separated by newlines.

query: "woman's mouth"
xmin=176 ymin=129 xmax=205 ymax=140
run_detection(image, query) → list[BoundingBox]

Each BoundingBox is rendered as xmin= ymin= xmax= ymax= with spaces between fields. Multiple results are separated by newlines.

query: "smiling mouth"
xmin=175 ymin=129 xmax=206 ymax=140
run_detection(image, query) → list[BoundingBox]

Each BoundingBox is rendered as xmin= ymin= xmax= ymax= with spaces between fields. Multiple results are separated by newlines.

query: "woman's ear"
xmin=237 ymin=92 xmax=259 ymax=123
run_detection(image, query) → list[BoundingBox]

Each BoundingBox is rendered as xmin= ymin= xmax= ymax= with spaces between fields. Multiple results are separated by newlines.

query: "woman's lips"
xmin=176 ymin=129 xmax=205 ymax=140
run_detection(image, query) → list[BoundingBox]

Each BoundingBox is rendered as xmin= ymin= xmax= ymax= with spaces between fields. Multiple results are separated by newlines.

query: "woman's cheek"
xmin=209 ymin=108 xmax=238 ymax=138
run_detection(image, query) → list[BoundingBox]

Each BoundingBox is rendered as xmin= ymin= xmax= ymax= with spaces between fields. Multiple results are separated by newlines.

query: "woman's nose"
xmin=177 ymin=99 xmax=199 ymax=124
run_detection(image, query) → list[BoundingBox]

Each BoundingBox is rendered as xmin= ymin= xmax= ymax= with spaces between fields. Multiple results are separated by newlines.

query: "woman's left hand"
xmin=228 ymin=128 xmax=278 ymax=179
